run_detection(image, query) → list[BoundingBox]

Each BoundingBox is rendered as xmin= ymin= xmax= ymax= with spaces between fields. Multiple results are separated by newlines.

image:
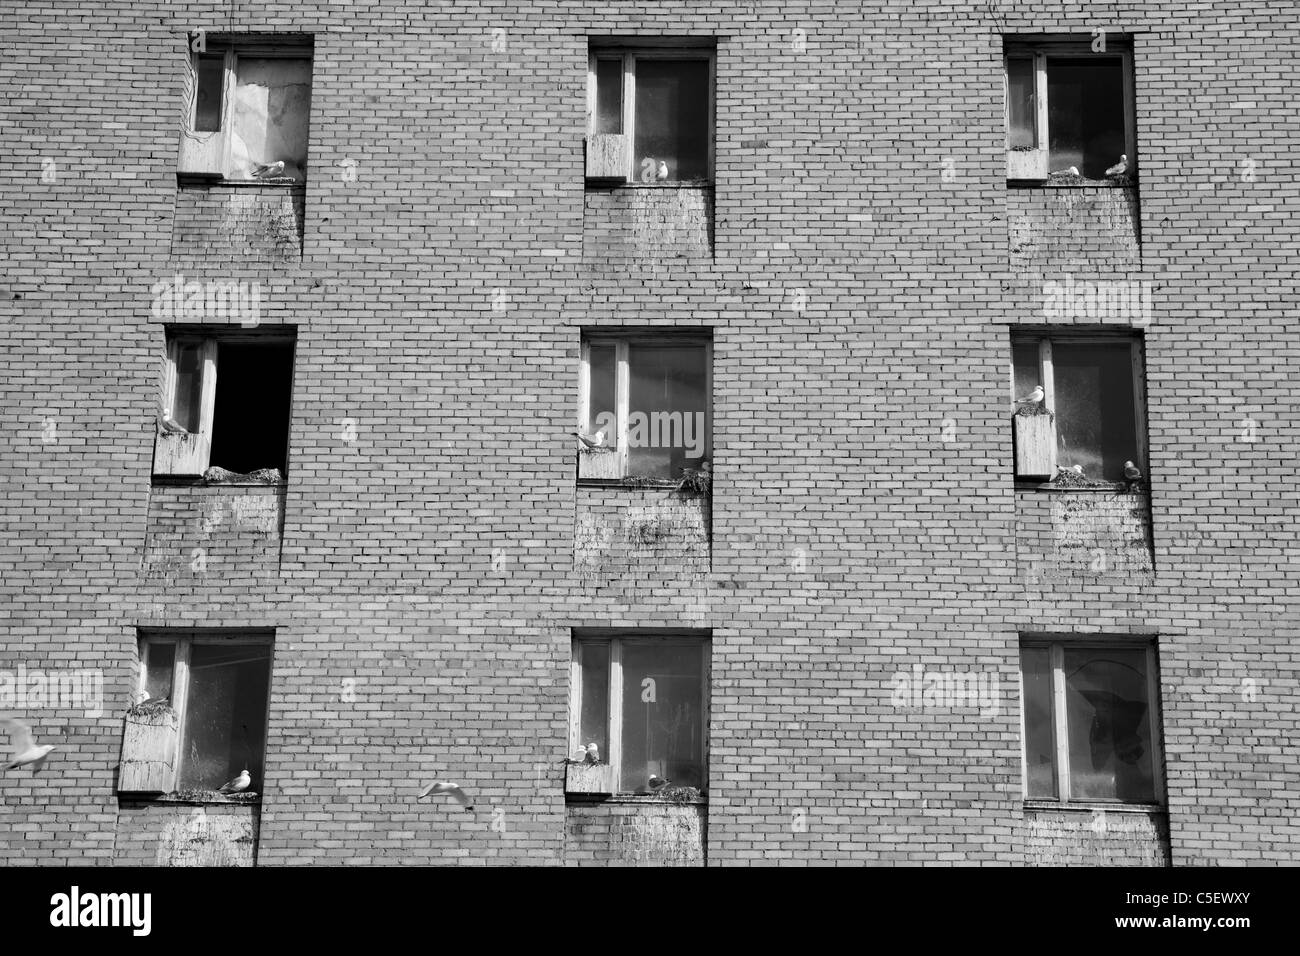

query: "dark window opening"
xmin=208 ymin=341 xmax=294 ymax=475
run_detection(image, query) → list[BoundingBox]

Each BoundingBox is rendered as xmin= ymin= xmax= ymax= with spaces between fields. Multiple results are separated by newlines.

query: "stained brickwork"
xmin=0 ymin=1 xmax=1296 ymax=867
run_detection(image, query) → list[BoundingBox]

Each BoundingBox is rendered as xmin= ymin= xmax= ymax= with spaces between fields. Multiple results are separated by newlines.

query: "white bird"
xmin=251 ymin=160 xmax=285 ymax=179
xmin=1016 ymin=386 xmax=1045 ymax=404
xmin=218 ymin=769 xmax=250 ymax=794
xmin=1124 ymin=460 xmax=1142 ymax=481
xmin=575 ymin=430 xmax=606 ymax=449
xmin=158 ymin=406 xmax=187 ymax=434
xmin=1072 ymin=464 xmax=1084 ymax=475
xmin=1105 ymin=154 xmax=1128 ymax=177
xmin=647 ymin=774 xmax=669 ymax=791
xmin=1 ymin=718 xmax=55 ymax=772
xmin=656 ymin=160 xmax=669 ymax=181
xmin=1052 ymin=166 xmax=1081 ymax=177
xmin=418 ymin=780 xmax=474 ymax=811
xmin=585 ymin=743 xmax=600 ymax=765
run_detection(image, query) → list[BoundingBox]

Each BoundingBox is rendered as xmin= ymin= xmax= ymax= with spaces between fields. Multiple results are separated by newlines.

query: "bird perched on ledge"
xmin=1123 ymin=460 xmax=1143 ymax=491
xmin=1015 ymin=385 xmax=1045 ymax=405
xmin=575 ymin=430 xmax=606 ymax=449
xmin=218 ymin=769 xmax=250 ymax=794
xmin=1105 ymin=154 xmax=1129 ymax=178
xmin=158 ymin=406 xmax=187 ymax=434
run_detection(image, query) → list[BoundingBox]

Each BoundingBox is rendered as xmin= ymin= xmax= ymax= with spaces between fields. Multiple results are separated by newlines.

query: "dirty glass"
xmin=229 ymin=56 xmax=312 ymax=179
xmin=627 ymin=344 xmax=708 ymax=479
xmin=195 ymin=54 xmax=225 ymax=132
xmin=595 ymin=57 xmax=623 ymax=134
xmin=178 ymin=642 xmax=272 ymax=793
xmin=143 ymin=642 xmax=175 ymax=701
xmin=633 ymin=58 xmax=710 ymax=182
xmin=1020 ymin=646 xmax=1056 ymax=799
xmin=1006 ymin=56 xmax=1036 ymax=149
xmin=620 ymin=642 xmax=705 ymax=793
xmin=578 ymin=642 xmax=609 ymax=759
xmin=1052 ymin=341 xmax=1138 ymax=482
xmin=1063 ymin=647 xmax=1155 ymax=803
xmin=1047 ymin=57 xmax=1125 ymax=178
xmin=171 ymin=341 xmax=204 ymax=432
xmin=1011 ymin=339 xmax=1041 ymax=404
xmin=586 ymin=344 xmax=617 ymax=444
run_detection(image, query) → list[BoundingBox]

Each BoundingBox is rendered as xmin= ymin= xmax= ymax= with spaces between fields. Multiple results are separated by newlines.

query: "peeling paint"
xmin=1009 ymin=185 xmax=1140 ymax=268
xmin=1025 ymin=807 xmax=1170 ymax=866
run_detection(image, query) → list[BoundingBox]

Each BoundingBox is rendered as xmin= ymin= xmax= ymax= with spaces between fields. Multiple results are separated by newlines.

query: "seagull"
xmin=1105 ymin=154 xmax=1128 ymax=178
xmin=251 ymin=160 xmax=285 ymax=179
xmin=1072 ymin=465 xmax=1084 ymax=475
xmin=418 ymin=780 xmax=474 ymax=811
xmin=158 ymin=406 xmax=187 ymax=434
xmin=656 ymin=160 xmax=669 ymax=181
xmin=218 ymin=769 xmax=251 ymax=794
xmin=584 ymin=743 xmax=600 ymax=765
xmin=1123 ymin=460 xmax=1143 ymax=490
xmin=647 ymin=774 xmax=669 ymax=791
xmin=1016 ymin=386 xmax=1045 ymax=404
xmin=1051 ymin=166 xmax=1081 ymax=177
xmin=1 ymin=718 xmax=55 ymax=772
xmin=575 ymin=430 xmax=606 ymax=449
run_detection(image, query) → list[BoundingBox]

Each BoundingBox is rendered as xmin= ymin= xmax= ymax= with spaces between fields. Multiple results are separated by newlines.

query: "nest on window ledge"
xmin=1050 ymin=468 xmax=1099 ymax=488
xmin=1014 ymin=402 xmax=1051 ymax=418
xmin=203 ymin=466 xmax=282 ymax=484
xmin=172 ymin=788 xmax=259 ymax=803
xmin=125 ymin=699 xmax=174 ymax=719
xmin=675 ymin=466 xmax=711 ymax=496
xmin=648 ymin=784 xmax=702 ymax=803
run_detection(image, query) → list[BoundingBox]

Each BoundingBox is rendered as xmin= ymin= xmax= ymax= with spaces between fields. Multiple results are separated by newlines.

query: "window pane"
xmin=172 ymin=341 xmax=204 ymax=432
xmin=229 ymin=56 xmax=312 ymax=178
xmin=586 ymin=344 xmax=617 ymax=444
xmin=143 ymin=643 xmax=175 ymax=701
xmin=627 ymin=344 xmax=708 ymax=479
xmin=1011 ymin=339 xmax=1040 ymax=403
xmin=595 ymin=57 xmax=622 ymax=134
xmin=1047 ymin=57 xmax=1125 ymax=179
xmin=195 ymin=54 xmax=225 ymax=132
xmin=633 ymin=58 xmax=710 ymax=181
xmin=1052 ymin=341 xmax=1138 ymax=482
xmin=178 ymin=643 xmax=272 ymax=793
xmin=620 ymin=642 xmax=705 ymax=793
xmin=1063 ymin=647 xmax=1156 ymax=803
xmin=578 ymin=643 xmax=609 ymax=758
xmin=1007 ymin=56 xmax=1036 ymax=149
xmin=1020 ymin=646 xmax=1057 ymax=799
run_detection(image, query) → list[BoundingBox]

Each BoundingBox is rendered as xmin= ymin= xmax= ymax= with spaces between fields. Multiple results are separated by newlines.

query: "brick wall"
xmin=0 ymin=0 xmax=1296 ymax=866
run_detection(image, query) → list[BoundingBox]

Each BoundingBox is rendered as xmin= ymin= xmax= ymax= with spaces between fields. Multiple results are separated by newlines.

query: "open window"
xmin=568 ymin=634 xmax=709 ymax=796
xmin=120 ymin=631 xmax=274 ymax=797
xmin=1011 ymin=331 xmax=1146 ymax=484
xmin=153 ymin=329 xmax=296 ymax=480
xmin=178 ymin=35 xmax=313 ymax=183
xmin=578 ymin=333 xmax=711 ymax=481
xmin=586 ymin=42 xmax=715 ymax=184
xmin=1004 ymin=37 xmax=1135 ymax=182
xmin=1020 ymin=637 xmax=1164 ymax=806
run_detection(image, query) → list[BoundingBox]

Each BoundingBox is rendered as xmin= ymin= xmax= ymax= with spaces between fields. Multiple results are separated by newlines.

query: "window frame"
xmin=136 ymin=630 xmax=275 ymax=797
xmin=586 ymin=46 xmax=717 ymax=185
xmin=569 ymin=634 xmax=710 ymax=796
xmin=1003 ymin=39 xmax=1136 ymax=183
xmin=1019 ymin=636 xmax=1165 ymax=808
xmin=1010 ymin=331 xmax=1147 ymax=484
xmin=578 ymin=333 xmax=713 ymax=481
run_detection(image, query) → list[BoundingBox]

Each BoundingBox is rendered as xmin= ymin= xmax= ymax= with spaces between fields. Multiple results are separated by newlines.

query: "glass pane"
xmin=229 ymin=56 xmax=312 ymax=179
xmin=1020 ymin=646 xmax=1057 ymax=799
xmin=143 ymin=643 xmax=175 ymax=701
xmin=578 ymin=643 xmax=609 ymax=759
xmin=1011 ymin=339 xmax=1041 ymax=404
xmin=1047 ymin=57 xmax=1125 ymax=179
xmin=620 ymin=642 xmax=705 ymax=793
xmin=178 ymin=643 xmax=272 ymax=793
xmin=586 ymin=344 xmax=617 ymax=444
xmin=1064 ymin=647 xmax=1156 ymax=803
xmin=1007 ymin=56 xmax=1036 ymax=149
xmin=627 ymin=344 xmax=708 ymax=479
xmin=172 ymin=341 xmax=204 ymax=432
xmin=1053 ymin=341 xmax=1138 ymax=482
xmin=595 ymin=58 xmax=622 ymax=134
xmin=633 ymin=58 xmax=710 ymax=181
xmin=195 ymin=54 xmax=225 ymax=132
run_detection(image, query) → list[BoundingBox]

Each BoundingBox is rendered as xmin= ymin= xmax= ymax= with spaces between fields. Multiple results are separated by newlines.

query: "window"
xmin=1004 ymin=38 xmax=1135 ymax=182
xmin=178 ymin=35 xmax=313 ymax=182
xmin=1011 ymin=332 xmax=1146 ymax=483
xmin=570 ymin=635 xmax=709 ymax=795
xmin=586 ymin=44 xmax=715 ymax=183
xmin=129 ymin=632 xmax=274 ymax=796
xmin=154 ymin=330 xmax=296 ymax=479
xmin=1020 ymin=638 xmax=1163 ymax=805
xmin=578 ymin=333 xmax=712 ymax=481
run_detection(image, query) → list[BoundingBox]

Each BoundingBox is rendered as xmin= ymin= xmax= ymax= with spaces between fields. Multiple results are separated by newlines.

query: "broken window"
xmin=153 ymin=330 xmax=296 ymax=480
xmin=569 ymin=635 xmax=709 ymax=795
xmin=586 ymin=44 xmax=714 ymax=183
xmin=178 ymin=36 xmax=313 ymax=182
xmin=1011 ymin=332 xmax=1146 ymax=483
xmin=1020 ymin=638 xmax=1163 ymax=805
xmin=1004 ymin=38 xmax=1134 ymax=182
xmin=578 ymin=333 xmax=711 ymax=481
xmin=126 ymin=632 xmax=274 ymax=797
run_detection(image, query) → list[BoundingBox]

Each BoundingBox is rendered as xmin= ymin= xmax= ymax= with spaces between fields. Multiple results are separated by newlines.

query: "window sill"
xmin=119 ymin=792 xmax=262 ymax=806
xmin=1024 ymin=800 xmax=1164 ymax=814
xmin=586 ymin=181 xmax=713 ymax=189
xmin=577 ymin=477 xmax=682 ymax=490
xmin=151 ymin=476 xmax=288 ymax=489
xmin=565 ymin=792 xmax=708 ymax=806
xmin=178 ymin=175 xmax=305 ymax=188
xmin=1018 ymin=480 xmax=1144 ymax=493
xmin=1008 ymin=178 xmax=1136 ymax=189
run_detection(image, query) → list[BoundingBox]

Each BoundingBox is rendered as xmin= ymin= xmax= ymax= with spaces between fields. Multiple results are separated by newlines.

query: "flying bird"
xmin=1016 ymin=385 xmax=1045 ymax=404
xmin=575 ymin=430 xmax=606 ymax=449
xmin=418 ymin=780 xmax=474 ymax=811
xmin=1105 ymin=154 xmax=1129 ymax=178
xmin=218 ymin=769 xmax=251 ymax=794
xmin=158 ymin=406 xmax=187 ymax=434
xmin=656 ymin=160 xmax=669 ymax=181
xmin=1 ymin=718 xmax=55 ymax=772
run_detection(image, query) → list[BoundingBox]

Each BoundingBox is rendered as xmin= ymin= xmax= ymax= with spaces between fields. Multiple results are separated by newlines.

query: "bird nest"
xmin=1050 ymin=469 xmax=1094 ymax=488
xmin=676 ymin=467 xmax=711 ymax=496
xmin=648 ymin=785 xmax=702 ymax=803
xmin=203 ymin=466 xmax=283 ymax=484
xmin=1014 ymin=402 xmax=1051 ymax=418
xmin=173 ymin=788 xmax=259 ymax=802
xmin=126 ymin=699 xmax=174 ymax=719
